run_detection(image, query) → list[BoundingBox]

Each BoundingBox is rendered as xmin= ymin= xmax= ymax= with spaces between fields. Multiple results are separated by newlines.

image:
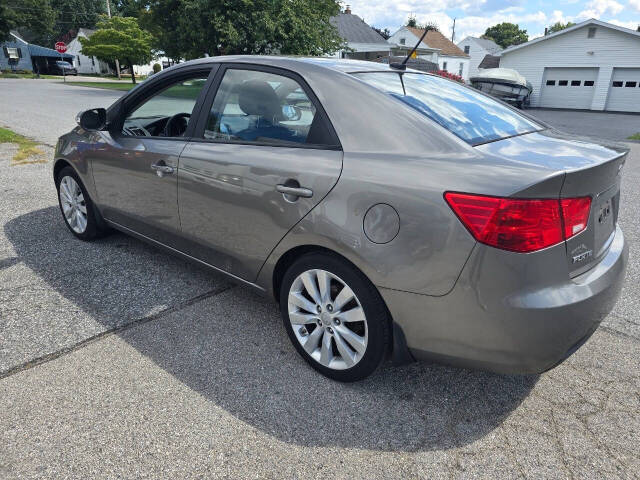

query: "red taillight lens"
xmin=560 ymin=197 xmax=591 ymax=238
xmin=444 ymin=192 xmax=591 ymax=253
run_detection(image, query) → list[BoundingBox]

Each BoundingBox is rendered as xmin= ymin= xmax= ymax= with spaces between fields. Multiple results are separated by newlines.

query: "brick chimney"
xmin=345 ymin=5 xmax=351 ymax=14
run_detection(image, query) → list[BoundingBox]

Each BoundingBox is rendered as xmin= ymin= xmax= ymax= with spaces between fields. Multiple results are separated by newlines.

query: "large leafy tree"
xmin=483 ymin=22 xmax=528 ymax=48
xmin=146 ymin=0 xmax=343 ymax=60
xmin=547 ymin=21 xmax=575 ymax=34
xmin=79 ymin=16 xmax=153 ymax=83
xmin=50 ymin=0 xmax=106 ymax=41
xmin=0 ymin=0 xmax=55 ymax=44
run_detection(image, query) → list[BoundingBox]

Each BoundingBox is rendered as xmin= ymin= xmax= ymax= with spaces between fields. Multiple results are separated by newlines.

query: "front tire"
xmin=55 ymin=166 xmax=102 ymax=240
xmin=280 ymin=252 xmax=391 ymax=382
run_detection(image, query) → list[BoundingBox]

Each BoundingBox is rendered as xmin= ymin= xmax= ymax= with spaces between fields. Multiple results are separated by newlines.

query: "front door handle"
xmin=150 ymin=163 xmax=175 ymax=177
xmin=276 ymin=184 xmax=313 ymax=199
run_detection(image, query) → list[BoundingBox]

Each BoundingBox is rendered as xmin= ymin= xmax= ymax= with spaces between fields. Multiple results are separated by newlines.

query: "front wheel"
xmin=280 ymin=253 xmax=391 ymax=382
xmin=55 ymin=166 xmax=103 ymax=240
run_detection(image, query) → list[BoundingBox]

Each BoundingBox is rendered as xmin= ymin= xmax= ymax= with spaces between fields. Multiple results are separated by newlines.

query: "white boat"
xmin=470 ymin=68 xmax=532 ymax=108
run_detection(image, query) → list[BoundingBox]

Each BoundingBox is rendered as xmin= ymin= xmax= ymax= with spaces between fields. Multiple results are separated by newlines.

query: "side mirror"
xmin=282 ymin=104 xmax=302 ymax=122
xmin=76 ymin=108 xmax=107 ymax=131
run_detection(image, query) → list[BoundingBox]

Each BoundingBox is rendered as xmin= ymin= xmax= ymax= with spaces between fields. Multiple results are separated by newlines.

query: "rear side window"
xmin=204 ymin=69 xmax=337 ymax=147
xmin=353 ymin=72 xmax=541 ymax=145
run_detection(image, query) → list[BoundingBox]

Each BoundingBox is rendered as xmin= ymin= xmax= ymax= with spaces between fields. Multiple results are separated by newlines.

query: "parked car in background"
xmin=53 ymin=57 xmax=628 ymax=382
xmin=50 ymin=60 xmax=77 ymax=76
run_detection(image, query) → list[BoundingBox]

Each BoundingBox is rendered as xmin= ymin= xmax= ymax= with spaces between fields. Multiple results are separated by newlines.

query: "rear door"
xmin=540 ymin=67 xmax=598 ymax=109
xmin=177 ymin=64 xmax=343 ymax=281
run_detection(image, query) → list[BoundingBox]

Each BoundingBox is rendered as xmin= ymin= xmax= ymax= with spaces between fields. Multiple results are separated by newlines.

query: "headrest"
xmin=237 ymin=80 xmax=282 ymax=121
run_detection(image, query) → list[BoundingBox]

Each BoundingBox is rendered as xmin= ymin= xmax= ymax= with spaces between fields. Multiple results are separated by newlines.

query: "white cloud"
xmin=578 ymin=0 xmax=624 ymax=19
xmin=607 ymin=18 xmax=640 ymax=29
xmin=629 ymin=0 xmax=640 ymax=13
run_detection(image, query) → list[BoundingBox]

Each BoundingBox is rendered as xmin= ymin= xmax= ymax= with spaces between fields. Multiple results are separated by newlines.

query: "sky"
xmin=344 ymin=0 xmax=640 ymax=42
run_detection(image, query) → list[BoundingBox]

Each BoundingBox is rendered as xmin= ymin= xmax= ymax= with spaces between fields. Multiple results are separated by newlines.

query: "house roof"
xmin=478 ymin=54 xmax=500 ymax=69
xmin=330 ymin=12 xmax=388 ymax=44
xmin=376 ymin=56 xmax=439 ymax=73
xmin=472 ymin=37 xmax=502 ymax=54
xmin=502 ymin=18 xmax=640 ymax=54
xmin=28 ymin=43 xmax=73 ymax=59
xmin=406 ymin=26 xmax=469 ymax=57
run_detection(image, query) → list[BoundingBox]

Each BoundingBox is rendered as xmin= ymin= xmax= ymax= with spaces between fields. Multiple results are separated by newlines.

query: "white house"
xmin=388 ymin=26 xmax=470 ymax=80
xmin=66 ymin=29 xmax=112 ymax=75
xmin=329 ymin=7 xmax=391 ymax=60
xmin=499 ymin=19 xmax=640 ymax=112
xmin=456 ymin=36 xmax=502 ymax=78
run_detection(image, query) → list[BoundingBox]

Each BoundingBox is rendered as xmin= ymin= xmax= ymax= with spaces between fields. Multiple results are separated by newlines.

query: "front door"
xmin=92 ymin=71 xmax=212 ymax=245
xmin=178 ymin=66 xmax=343 ymax=281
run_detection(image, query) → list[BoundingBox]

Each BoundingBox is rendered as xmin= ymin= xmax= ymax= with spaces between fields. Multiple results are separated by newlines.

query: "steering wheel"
xmin=163 ymin=112 xmax=191 ymax=137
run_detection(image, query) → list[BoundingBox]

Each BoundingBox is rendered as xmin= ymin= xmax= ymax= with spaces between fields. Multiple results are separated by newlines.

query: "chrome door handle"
xmin=150 ymin=163 xmax=175 ymax=177
xmin=276 ymin=184 xmax=313 ymax=198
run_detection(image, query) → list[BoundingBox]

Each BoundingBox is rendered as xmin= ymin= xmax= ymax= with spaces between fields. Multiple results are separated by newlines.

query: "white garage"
xmin=606 ymin=68 xmax=640 ymax=112
xmin=540 ymin=67 xmax=598 ymax=109
xmin=499 ymin=19 xmax=640 ymax=112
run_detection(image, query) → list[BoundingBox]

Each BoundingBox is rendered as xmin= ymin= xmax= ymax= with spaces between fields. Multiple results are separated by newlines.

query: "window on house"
xmin=399 ymin=38 xmax=405 ymax=45
xmin=584 ymin=80 xmax=594 ymax=86
xmin=464 ymin=45 xmax=470 ymax=54
xmin=558 ymin=80 xmax=568 ymax=86
xmin=459 ymin=63 xmax=463 ymax=76
xmin=588 ymin=27 xmax=596 ymax=38
xmin=546 ymin=80 xmax=556 ymax=86
xmin=6 ymin=47 xmax=19 ymax=59
xmin=571 ymin=80 xmax=581 ymax=86
xmin=442 ymin=61 xmax=447 ymax=71
xmin=625 ymin=81 xmax=637 ymax=87
xmin=91 ymin=57 xmax=95 ymax=66
xmin=612 ymin=81 xmax=623 ymax=87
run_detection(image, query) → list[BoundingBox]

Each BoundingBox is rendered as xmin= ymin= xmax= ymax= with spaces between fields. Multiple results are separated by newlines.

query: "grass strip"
xmin=0 ymin=127 xmax=45 ymax=164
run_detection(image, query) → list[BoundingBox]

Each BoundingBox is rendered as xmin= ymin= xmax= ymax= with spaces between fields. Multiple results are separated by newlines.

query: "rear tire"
xmin=279 ymin=252 xmax=391 ymax=382
xmin=55 ymin=166 xmax=103 ymax=241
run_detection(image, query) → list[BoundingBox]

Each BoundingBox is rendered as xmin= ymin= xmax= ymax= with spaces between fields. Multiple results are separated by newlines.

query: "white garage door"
xmin=540 ymin=67 xmax=599 ymax=109
xmin=605 ymin=68 xmax=640 ymax=113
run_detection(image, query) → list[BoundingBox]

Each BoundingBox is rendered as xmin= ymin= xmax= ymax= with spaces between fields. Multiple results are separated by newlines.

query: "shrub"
xmin=434 ymin=70 xmax=464 ymax=83
xmin=153 ymin=63 xmax=161 ymax=74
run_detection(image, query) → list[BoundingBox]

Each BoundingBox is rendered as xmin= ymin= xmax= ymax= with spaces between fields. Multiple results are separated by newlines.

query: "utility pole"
xmin=106 ymin=0 xmax=121 ymax=80
xmin=451 ymin=18 xmax=456 ymax=42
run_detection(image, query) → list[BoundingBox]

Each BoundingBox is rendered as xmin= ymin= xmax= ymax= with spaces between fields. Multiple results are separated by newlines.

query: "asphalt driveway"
xmin=0 ymin=79 xmax=639 ymax=478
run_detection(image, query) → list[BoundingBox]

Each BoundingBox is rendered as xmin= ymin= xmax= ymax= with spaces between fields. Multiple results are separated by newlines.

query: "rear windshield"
xmin=352 ymin=72 xmax=542 ymax=145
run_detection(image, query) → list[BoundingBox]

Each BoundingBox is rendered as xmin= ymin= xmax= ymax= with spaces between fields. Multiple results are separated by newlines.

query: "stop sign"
xmin=54 ymin=42 xmax=67 ymax=53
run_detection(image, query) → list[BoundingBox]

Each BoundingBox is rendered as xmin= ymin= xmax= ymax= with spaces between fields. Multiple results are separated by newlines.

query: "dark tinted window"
xmin=625 ymin=81 xmax=637 ymax=87
xmin=571 ymin=80 xmax=581 ymax=86
xmin=558 ymin=80 xmax=568 ymax=86
xmin=546 ymin=80 xmax=556 ymax=86
xmin=353 ymin=72 xmax=541 ymax=145
xmin=204 ymin=69 xmax=336 ymax=147
xmin=612 ymin=81 xmax=623 ymax=87
xmin=584 ymin=80 xmax=594 ymax=86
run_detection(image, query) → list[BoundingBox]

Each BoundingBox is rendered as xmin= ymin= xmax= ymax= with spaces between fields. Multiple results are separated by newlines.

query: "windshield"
xmin=57 ymin=61 xmax=71 ymax=67
xmin=352 ymin=72 xmax=542 ymax=145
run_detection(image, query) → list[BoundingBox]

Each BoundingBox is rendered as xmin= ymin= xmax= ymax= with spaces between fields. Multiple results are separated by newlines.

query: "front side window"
xmin=122 ymin=75 xmax=209 ymax=137
xmin=204 ymin=69 xmax=335 ymax=147
xmin=353 ymin=72 xmax=542 ymax=145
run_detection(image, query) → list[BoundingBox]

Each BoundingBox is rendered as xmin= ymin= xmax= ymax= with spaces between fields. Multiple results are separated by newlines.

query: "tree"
xmin=483 ymin=22 xmax=528 ymax=48
xmin=372 ymin=26 xmax=390 ymax=40
xmin=79 ymin=16 xmax=153 ymax=83
xmin=547 ymin=21 xmax=575 ymax=34
xmin=0 ymin=0 xmax=55 ymax=44
xmin=50 ymin=0 xmax=105 ymax=42
xmin=145 ymin=0 xmax=344 ymax=60
xmin=405 ymin=16 xmax=439 ymax=32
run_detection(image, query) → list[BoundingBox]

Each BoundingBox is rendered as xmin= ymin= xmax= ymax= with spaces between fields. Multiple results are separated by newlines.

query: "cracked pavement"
xmin=0 ymin=80 xmax=639 ymax=479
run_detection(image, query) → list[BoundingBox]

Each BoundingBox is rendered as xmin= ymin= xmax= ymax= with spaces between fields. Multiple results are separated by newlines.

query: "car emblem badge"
xmin=571 ymin=244 xmax=593 ymax=264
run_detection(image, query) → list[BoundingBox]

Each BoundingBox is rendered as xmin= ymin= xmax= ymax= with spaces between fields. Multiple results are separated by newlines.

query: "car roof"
xmin=167 ymin=55 xmax=423 ymax=75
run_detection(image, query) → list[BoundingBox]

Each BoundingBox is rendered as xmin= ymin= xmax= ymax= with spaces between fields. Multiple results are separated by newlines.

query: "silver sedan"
xmin=54 ymin=56 xmax=628 ymax=381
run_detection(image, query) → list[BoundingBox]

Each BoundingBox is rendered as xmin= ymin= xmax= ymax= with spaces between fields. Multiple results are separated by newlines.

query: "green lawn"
xmin=0 ymin=127 xmax=45 ymax=164
xmin=67 ymin=81 xmax=137 ymax=91
xmin=0 ymin=72 xmax=63 ymax=79
xmin=628 ymin=133 xmax=640 ymax=141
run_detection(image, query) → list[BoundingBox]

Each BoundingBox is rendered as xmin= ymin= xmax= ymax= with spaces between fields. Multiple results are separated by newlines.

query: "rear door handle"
xmin=150 ymin=163 xmax=175 ymax=177
xmin=276 ymin=184 xmax=313 ymax=199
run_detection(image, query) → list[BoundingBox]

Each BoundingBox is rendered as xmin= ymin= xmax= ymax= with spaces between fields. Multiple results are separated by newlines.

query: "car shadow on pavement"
xmin=5 ymin=207 xmax=539 ymax=452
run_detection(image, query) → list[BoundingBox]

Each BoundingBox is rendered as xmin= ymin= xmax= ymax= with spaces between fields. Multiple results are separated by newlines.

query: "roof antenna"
xmin=391 ymin=27 xmax=429 ymax=70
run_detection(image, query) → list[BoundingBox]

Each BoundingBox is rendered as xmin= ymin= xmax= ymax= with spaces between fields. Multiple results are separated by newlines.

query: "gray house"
xmin=1 ymin=31 xmax=74 ymax=73
xmin=329 ymin=7 xmax=390 ymax=60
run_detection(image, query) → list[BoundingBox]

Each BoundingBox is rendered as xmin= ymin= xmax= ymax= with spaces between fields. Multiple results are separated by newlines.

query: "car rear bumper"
xmin=380 ymin=224 xmax=628 ymax=374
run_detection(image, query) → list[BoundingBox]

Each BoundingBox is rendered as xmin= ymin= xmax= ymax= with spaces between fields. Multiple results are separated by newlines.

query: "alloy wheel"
xmin=287 ymin=269 xmax=368 ymax=370
xmin=59 ymin=176 xmax=88 ymax=234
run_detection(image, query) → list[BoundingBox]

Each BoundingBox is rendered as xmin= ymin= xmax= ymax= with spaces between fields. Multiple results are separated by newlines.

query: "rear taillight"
xmin=444 ymin=192 xmax=591 ymax=253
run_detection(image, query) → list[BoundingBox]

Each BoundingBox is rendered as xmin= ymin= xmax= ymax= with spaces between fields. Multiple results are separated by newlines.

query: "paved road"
xmin=527 ymin=108 xmax=640 ymax=141
xmin=0 ymin=80 xmax=639 ymax=478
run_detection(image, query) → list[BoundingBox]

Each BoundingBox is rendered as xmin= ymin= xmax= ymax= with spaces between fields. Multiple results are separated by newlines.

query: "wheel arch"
xmin=53 ymin=158 xmax=73 ymax=182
